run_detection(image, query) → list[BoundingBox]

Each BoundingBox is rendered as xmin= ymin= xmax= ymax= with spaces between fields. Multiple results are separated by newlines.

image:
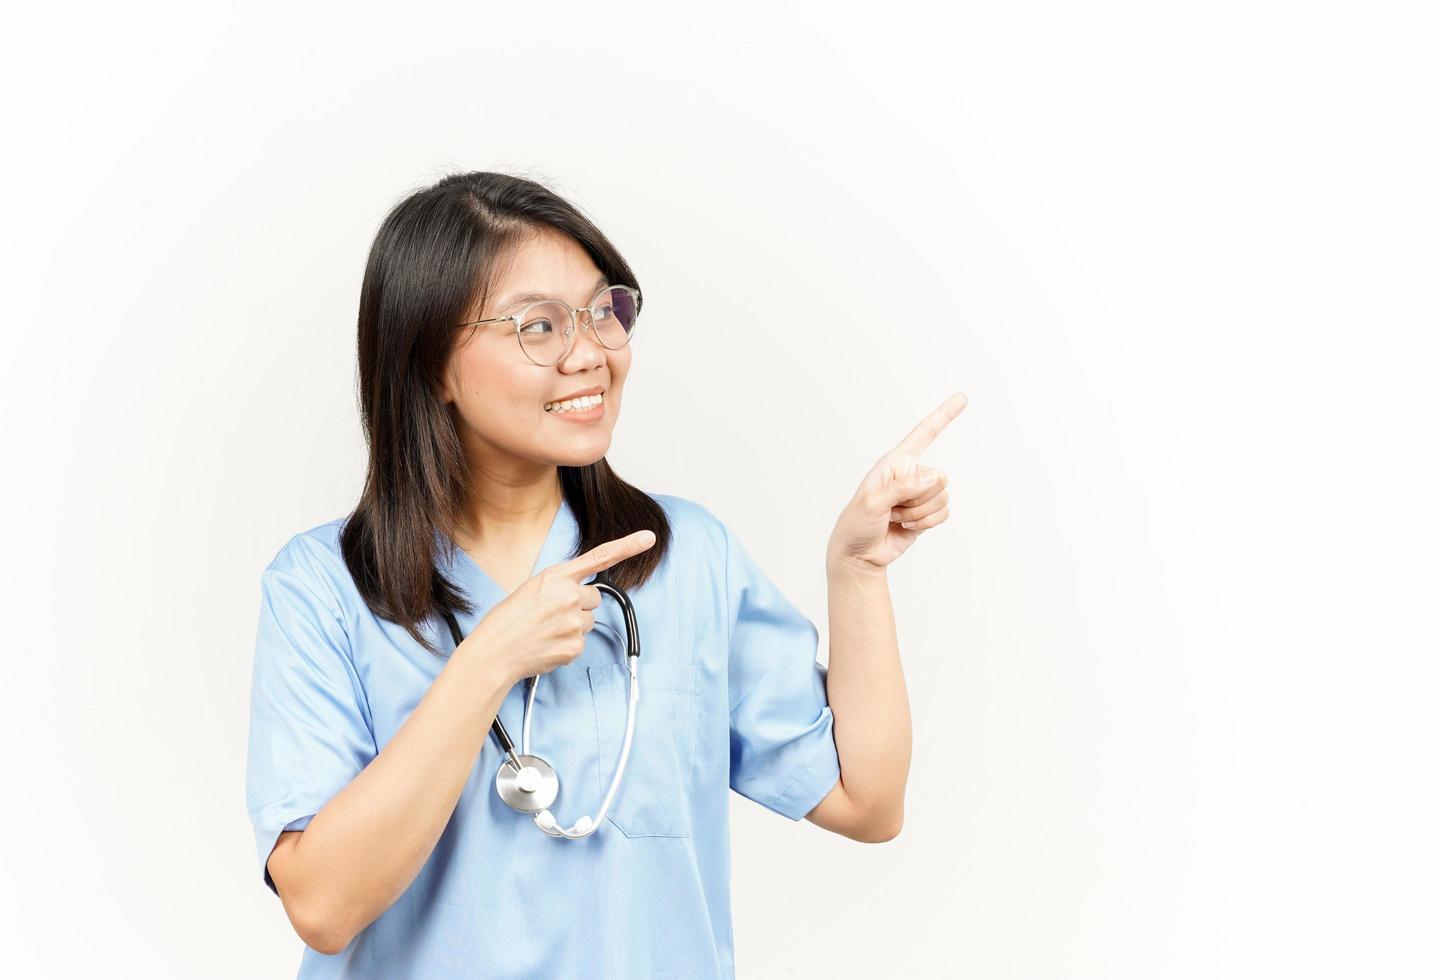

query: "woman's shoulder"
xmin=260 ymin=516 xmax=353 ymax=614
xmin=646 ymin=492 xmax=751 ymax=585
xmin=266 ymin=516 xmax=347 ymax=567
xmin=648 ymin=491 xmax=729 ymax=544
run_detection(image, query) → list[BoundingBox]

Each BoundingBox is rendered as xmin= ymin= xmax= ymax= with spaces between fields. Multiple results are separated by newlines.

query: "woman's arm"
xmin=266 ymin=640 xmax=513 ymax=954
xmin=806 ymin=392 xmax=964 ymax=841
xmin=804 ymin=554 xmax=910 ymax=842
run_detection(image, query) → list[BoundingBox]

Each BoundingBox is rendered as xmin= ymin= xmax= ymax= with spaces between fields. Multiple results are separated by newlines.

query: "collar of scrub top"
xmin=435 ymin=499 xmax=644 ymax=839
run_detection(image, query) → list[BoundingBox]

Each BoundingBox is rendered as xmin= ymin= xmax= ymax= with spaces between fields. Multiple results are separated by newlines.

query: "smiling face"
xmin=440 ymin=227 xmax=631 ymax=476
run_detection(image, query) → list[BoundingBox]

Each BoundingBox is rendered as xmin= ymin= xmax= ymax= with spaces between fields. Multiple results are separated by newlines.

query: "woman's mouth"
xmin=544 ymin=391 xmax=605 ymax=423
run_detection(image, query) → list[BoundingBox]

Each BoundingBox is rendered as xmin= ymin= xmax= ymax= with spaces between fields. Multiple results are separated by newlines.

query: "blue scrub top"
xmin=245 ymin=492 xmax=842 ymax=978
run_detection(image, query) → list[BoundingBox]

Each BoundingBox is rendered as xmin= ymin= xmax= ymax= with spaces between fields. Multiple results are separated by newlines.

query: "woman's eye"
xmin=519 ymin=319 xmax=553 ymax=335
xmin=595 ymin=305 xmax=614 ymax=320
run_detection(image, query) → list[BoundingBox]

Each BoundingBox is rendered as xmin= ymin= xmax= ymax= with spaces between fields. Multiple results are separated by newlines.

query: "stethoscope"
xmin=440 ymin=568 xmax=641 ymax=840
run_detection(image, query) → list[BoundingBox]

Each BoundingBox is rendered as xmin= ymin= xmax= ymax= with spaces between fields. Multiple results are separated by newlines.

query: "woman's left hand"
xmin=827 ymin=392 xmax=967 ymax=573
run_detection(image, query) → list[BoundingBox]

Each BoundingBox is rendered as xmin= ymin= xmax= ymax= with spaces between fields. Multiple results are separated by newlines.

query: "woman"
xmin=244 ymin=170 xmax=964 ymax=978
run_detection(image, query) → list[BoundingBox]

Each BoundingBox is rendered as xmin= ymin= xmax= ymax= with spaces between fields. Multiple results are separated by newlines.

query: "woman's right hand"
xmin=465 ymin=529 xmax=657 ymax=684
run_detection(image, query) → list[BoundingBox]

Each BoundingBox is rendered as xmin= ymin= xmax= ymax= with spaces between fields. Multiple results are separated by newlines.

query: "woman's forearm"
xmin=278 ymin=640 xmax=514 ymax=953
xmin=823 ymin=554 xmax=912 ymax=834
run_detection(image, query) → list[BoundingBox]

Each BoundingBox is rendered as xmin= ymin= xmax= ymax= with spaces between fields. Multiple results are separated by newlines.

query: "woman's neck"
xmin=455 ymin=474 xmax=562 ymax=555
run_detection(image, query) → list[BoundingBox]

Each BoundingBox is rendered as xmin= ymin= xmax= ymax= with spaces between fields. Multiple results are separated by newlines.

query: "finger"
xmin=555 ymin=528 xmax=657 ymax=581
xmin=867 ymin=466 xmax=936 ymax=511
xmin=894 ymin=392 xmax=967 ymax=458
xmin=891 ymin=466 xmax=946 ymax=507
xmin=892 ymin=490 xmax=948 ymax=523
xmin=894 ymin=466 xmax=947 ymax=503
xmin=578 ymin=584 xmax=603 ymax=611
xmin=900 ymin=504 xmax=949 ymax=531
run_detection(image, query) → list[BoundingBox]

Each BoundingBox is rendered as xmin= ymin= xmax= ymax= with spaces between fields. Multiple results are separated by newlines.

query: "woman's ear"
xmin=438 ymin=364 xmax=456 ymax=405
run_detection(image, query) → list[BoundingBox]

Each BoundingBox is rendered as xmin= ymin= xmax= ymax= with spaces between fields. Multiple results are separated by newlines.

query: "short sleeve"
xmin=723 ymin=521 xmax=842 ymax=820
xmin=245 ymin=558 xmax=376 ymax=896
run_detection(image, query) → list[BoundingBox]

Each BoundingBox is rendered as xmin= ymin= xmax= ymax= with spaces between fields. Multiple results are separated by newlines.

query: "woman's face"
xmin=441 ymin=228 xmax=631 ymax=475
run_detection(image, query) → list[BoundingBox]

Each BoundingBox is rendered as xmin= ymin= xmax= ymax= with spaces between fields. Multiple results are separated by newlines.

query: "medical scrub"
xmin=245 ymin=492 xmax=842 ymax=979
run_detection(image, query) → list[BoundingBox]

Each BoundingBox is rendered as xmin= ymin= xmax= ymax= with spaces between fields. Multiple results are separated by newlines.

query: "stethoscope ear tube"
xmin=589 ymin=568 xmax=641 ymax=659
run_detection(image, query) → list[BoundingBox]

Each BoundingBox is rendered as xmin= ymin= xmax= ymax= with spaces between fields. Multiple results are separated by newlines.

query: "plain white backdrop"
xmin=3 ymin=1 xmax=1437 ymax=976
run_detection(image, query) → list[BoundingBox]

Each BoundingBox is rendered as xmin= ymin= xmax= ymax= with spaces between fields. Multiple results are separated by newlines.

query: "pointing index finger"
xmin=895 ymin=392 xmax=967 ymax=456
xmin=556 ymin=529 xmax=657 ymax=581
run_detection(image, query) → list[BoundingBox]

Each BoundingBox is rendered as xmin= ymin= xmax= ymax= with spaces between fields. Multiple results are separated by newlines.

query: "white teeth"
xmin=546 ymin=393 xmax=603 ymax=413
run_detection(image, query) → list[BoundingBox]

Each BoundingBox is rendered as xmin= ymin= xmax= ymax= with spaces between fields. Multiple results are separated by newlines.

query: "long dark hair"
xmin=339 ymin=170 xmax=672 ymax=656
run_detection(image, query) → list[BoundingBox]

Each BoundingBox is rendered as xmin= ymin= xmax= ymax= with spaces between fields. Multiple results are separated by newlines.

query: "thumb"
xmin=894 ymin=466 xmax=940 ymax=502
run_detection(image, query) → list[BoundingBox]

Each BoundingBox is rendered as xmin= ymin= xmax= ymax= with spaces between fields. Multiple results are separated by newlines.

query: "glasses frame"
xmin=456 ymin=284 xmax=642 ymax=367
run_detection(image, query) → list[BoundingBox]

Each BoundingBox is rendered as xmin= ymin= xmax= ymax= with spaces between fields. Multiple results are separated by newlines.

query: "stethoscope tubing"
xmin=439 ymin=566 xmax=642 ymax=838
xmin=440 ymin=599 xmax=526 ymax=774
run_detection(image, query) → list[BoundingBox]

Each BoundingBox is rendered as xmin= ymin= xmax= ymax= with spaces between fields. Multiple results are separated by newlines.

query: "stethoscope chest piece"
xmin=495 ymin=754 xmax=560 ymax=813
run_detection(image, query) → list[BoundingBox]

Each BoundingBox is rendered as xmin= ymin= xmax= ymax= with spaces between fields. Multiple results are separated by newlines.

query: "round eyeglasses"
xmin=457 ymin=284 xmax=641 ymax=367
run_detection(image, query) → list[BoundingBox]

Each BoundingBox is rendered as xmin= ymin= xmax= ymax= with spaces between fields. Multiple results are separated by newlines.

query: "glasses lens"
xmin=590 ymin=287 xmax=639 ymax=349
xmin=514 ymin=288 xmax=640 ymax=365
xmin=517 ymin=302 xmax=572 ymax=365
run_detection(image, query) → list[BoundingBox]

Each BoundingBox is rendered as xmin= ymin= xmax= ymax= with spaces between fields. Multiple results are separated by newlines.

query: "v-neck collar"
xmin=441 ymin=495 xmax=579 ymax=606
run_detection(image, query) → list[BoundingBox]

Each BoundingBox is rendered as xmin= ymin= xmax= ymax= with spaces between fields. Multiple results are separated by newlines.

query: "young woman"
xmin=244 ymin=170 xmax=963 ymax=978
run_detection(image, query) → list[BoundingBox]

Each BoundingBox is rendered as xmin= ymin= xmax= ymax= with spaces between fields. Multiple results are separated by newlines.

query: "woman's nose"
xmin=559 ymin=310 xmax=607 ymax=369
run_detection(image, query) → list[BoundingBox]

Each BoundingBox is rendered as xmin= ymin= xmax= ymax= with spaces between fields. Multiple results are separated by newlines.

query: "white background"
xmin=3 ymin=1 xmax=1437 ymax=976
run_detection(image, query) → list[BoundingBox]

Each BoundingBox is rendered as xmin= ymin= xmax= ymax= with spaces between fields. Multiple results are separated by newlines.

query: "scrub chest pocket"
xmin=587 ymin=659 xmax=698 ymax=838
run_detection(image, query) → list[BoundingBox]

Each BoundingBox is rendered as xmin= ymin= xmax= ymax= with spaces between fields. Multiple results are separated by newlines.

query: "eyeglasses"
xmin=457 ymin=284 xmax=642 ymax=367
